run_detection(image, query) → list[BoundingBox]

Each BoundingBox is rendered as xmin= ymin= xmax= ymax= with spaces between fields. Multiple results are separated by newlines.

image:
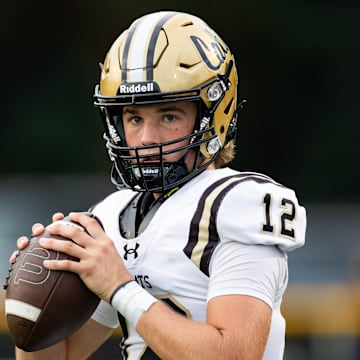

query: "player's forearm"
xmin=15 ymin=342 xmax=66 ymax=360
xmin=15 ymin=336 xmax=96 ymax=360
xmin=14 ymin=317 xmax=113 ymax=359
xmin=137 ymin=301 xmax=251 ymax=360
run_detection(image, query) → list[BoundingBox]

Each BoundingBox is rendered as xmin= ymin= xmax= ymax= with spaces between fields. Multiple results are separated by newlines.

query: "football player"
xmin=12 ymin=11 xmax=306 ymax=359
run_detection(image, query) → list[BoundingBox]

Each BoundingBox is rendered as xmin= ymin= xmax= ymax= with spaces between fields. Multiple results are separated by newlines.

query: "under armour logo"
xmin=123 ymin=243 xmax=140 ymax=260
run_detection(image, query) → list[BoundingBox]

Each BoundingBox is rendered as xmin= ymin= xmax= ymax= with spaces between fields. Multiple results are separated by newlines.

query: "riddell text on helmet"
xmin=118 ymin=82 xmax=158 ymax=94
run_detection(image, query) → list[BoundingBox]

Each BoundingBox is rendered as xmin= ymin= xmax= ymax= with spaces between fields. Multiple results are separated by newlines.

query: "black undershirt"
xmin=119 ymin=192 xmax=166 ymax=239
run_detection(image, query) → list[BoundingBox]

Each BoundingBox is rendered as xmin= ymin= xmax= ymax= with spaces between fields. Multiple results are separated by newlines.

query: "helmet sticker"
xmin=207 ymin=81 xmax=226 ymax=101
xmin=117 ymin=82 xmax=159 ymax=95
xmin=190 ymin=33 xmax=228 ymax=71
xmin=105 ymin=118 xmax=121 ymax=144
xmin=207 ymin=137 xmax=221 ymax=154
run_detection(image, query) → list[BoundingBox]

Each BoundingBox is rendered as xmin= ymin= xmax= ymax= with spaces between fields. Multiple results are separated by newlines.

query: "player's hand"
xmin=9 ymin=213 xmax=65 ymax=264
xmin=38 ymin=212 xmax=132 ymax=303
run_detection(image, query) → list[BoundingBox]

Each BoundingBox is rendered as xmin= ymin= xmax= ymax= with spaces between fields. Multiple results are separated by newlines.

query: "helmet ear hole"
xmin=220 ymin=125 xmax=225 ymax=134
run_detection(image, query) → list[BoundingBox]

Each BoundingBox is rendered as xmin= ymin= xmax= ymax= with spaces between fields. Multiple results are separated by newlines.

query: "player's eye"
xmin=128 ymin=116 xmax=142 ymax=125
xmin=163 ymin=114 xmax=176 ymax=122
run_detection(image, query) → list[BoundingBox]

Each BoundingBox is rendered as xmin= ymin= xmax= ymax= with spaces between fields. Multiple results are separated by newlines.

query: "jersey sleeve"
xmin=217 ymin=178 xmax=306 ymax=252
xmin=91 ymin=299 xmax=120 ymax=329
xmin=208 ymin=241 xmax=288 ymax=309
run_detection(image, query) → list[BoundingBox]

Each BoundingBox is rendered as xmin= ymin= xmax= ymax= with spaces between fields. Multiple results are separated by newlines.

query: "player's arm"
xmin=134 ymin=243 xmax=277 ymax=359
xmin=15 ymin=318 xmax=114 ymax=360
xmin=34 ymin=211 xmax=284 ymax=359
xmin=137 ymin=293 xmax=271 ymax=359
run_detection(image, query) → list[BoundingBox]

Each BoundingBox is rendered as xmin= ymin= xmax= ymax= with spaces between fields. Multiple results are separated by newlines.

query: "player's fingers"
xmin=10 ymin=235 xmax=29 ymax=263
xmin=32 ymin=223 xmax=45 ymax=236
xmin=43 ymin=258 xmax=81 ymax=274
xmin=52 ymin=212 xmax=65 ymax=222
xmin=9 ymin=250 xmax=20 ymax=264
xmin=46 ymin=219 xmax=88 ymax=248
xmin=39 ymin=236 xmax=85 ymax=260
xmin=16 ymin=236 xmax=30 ymax=250
xmin=69 ymin=212 xmax=103 ymax=238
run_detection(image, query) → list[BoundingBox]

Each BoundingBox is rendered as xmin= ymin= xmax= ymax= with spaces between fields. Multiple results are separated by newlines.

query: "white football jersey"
xmin=91 ymin=168 xmax=306 ymax=359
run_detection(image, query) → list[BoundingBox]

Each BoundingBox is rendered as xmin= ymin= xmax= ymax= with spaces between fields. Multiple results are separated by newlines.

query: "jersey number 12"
xmin=262 ymin=193 xmax=296 ymax=239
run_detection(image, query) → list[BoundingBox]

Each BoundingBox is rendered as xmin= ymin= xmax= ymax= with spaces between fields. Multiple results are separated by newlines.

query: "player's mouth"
xmin=141 ymin=155 xmax=161 ymax=163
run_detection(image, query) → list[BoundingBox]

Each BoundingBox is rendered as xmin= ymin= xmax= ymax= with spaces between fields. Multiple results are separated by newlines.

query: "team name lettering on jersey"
xmin=134 ymin=275 xmax=152 ymax=289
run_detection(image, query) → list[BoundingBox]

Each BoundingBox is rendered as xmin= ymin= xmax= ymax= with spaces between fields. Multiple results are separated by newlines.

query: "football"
xmin=4 ymin=214 xmax=101 ymax=352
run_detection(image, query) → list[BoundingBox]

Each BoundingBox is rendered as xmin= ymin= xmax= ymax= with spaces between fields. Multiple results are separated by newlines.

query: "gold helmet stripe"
xmin=121 ymin=12 xmax=176 ymax=82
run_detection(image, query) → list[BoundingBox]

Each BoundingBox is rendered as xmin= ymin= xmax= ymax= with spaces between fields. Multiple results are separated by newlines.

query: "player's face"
xmin=122 ymin=101 xmax=198 ymax=168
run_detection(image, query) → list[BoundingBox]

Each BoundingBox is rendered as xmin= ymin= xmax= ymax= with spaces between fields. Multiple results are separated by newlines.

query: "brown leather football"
xmin=4 ymin=215 xmax=100 ymax=351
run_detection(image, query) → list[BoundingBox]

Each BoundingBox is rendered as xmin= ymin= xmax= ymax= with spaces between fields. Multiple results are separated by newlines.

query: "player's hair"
xmin=215 ymin=140 xmax=236 ymax=168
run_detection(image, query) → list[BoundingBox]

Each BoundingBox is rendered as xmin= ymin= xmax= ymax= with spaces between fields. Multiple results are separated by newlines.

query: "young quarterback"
xmin=11 ymin=11 xmax=306 ymax=359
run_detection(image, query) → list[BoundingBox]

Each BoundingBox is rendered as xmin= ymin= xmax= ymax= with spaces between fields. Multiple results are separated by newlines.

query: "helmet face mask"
xmin=94 ymin=11 xmax=238 ymax=192
xmin=101 ymin=102 xmax=217 ymax=192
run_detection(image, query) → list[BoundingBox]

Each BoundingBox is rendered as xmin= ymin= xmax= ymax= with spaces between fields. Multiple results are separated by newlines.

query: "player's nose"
xmin=139 ymin=120 xmax=161 ymax=146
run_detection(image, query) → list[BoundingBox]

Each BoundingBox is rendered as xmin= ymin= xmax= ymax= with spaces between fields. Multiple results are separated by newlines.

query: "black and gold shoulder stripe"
xmin=183 ymin=173 xmax=281 ymax=276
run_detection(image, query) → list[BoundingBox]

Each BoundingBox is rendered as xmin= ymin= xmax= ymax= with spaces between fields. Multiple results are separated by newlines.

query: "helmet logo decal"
xmin=199 ymin=116 xmax=210 ymax=131
xmin=207 ymin=81 xmax=226 ymax=101
xmin=105 ymin=118 xmax=121 ymax=144
xmin=190 ymin=33 xmax=228 ymax=71
xmin=207 ymin=137 xmax=221 ymax=154
xmin=117 ymin=82 xmax=159 ymax=94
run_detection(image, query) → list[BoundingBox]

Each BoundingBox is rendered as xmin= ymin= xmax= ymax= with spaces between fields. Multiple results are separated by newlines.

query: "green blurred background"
xmin=1 ymin=0 xmax=359 ymax=200
xmin=1 ymin=0 xmax=360 ymax=359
